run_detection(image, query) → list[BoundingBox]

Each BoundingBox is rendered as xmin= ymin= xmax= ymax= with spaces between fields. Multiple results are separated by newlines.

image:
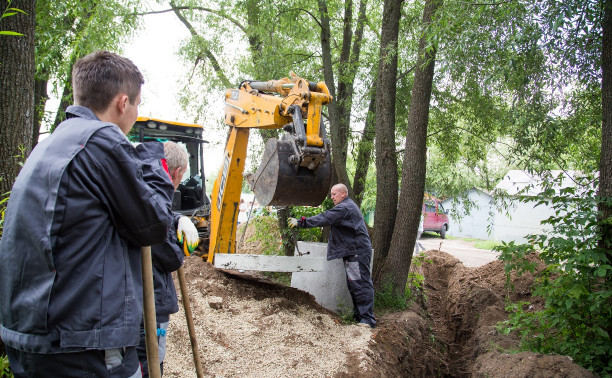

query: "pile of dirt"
xmin=165 ymin=255 xmax=444 ymax=377
xmin=163 ymin=244 xmax=595 ymax=377
xmin=421 ymin=251 xmax=596 ymax=377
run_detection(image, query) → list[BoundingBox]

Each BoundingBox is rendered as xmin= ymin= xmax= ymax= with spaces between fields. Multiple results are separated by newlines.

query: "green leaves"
xmin=497 ymin=173 xmax=612 ymax=376
xmin=1 ymin=3 xmax=26 ymax=36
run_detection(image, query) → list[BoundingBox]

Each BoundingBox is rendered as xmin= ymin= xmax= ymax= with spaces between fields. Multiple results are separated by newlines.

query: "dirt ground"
xmin=163 ymin=224 xmax=596 ymax=377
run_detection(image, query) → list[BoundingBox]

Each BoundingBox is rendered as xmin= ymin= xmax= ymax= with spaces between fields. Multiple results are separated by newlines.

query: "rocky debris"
xmin=207 ymin=296 xmax=224 ymax=310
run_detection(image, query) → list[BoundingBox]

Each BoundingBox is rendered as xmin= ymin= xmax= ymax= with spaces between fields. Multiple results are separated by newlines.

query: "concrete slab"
xmin=213 ymin=253 xmax=325 ymax=272
xmin=290 ymin=242 xmax=353 ymax=315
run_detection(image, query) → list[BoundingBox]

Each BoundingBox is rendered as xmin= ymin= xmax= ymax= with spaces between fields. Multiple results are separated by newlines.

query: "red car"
xmin=422 ymin=199 xmax=449 ymax=238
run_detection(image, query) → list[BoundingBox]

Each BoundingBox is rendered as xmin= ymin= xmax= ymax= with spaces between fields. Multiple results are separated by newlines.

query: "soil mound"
xmin=421 ymin=250 xmax=596 ymax=377
xmin=162 ymin=246 xmax=594 ymax=377
xmin=165 ymin=255 xmax=444 ymax=377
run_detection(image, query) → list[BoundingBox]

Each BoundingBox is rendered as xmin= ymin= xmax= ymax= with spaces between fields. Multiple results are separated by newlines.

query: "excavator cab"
xmin=131 ymin=117 xmax=211 ymax=252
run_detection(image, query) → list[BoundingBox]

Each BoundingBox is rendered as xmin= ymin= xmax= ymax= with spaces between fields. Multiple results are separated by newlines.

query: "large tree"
xmin=371 ymin=0 xmax=403 ymax=279
xmin=0 ymin=0 xmax=35 ymax=194
xmin=600 ymin=0 xmax=612 ymax=337
xmin=33 ymin=0 xmax=142 ymax=147
xmin=374 ymin=0 xmax=442 ymax=292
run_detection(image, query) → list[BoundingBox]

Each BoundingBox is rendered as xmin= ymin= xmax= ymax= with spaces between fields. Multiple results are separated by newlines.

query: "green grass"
xmin=426 ymin=233 xmax=501 ymax=250
xmin=473 ymin=239 xmax=503 ymax=250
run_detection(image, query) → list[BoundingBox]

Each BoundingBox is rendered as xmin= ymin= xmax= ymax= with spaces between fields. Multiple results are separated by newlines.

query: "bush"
xmin=496 ymin=173 xmax=612 ymax=376
xmin=0 ymin=354 xmax=12 ymax=378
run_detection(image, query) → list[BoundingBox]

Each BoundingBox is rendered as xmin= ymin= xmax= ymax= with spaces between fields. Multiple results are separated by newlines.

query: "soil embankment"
xmin=164 ymin=230 xmax=595 ymax=377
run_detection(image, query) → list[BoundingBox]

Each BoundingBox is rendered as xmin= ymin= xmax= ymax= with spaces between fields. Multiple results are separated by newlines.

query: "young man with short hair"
xmin=0 ymin=50 xmax=175 ymax=377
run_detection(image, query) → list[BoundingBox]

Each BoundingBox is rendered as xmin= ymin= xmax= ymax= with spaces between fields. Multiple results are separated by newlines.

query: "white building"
xmin=441 ymin=170 xmax=579 ymax=243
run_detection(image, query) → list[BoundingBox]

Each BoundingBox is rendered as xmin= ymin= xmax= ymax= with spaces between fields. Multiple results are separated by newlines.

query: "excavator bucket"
xmin=247 ymin=137 xmax=332 ymax=207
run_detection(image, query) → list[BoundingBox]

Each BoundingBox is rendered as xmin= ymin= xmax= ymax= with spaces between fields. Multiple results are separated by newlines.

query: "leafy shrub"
xmin=496 ymin=173 xmax=612 ymax=376
xmin=375 ymin=255 xmax=427 ymax=311
xmin=0 ymin=354 xmax=13 ymax=378
xmin=246 ymin=212 xmax=283 ymax=256
xmin=289 ymin=204 xmax=328 ymax=243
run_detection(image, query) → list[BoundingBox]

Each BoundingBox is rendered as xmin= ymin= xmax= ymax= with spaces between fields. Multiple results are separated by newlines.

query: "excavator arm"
xmin=208 ymin=74 xmax=332 ymax=262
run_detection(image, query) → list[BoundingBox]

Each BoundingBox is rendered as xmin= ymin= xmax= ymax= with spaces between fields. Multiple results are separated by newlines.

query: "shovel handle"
xmin=179 ymin=242 xmax=204 ymax=378
xmin=141 ymin=246 xmax=161 ymax=378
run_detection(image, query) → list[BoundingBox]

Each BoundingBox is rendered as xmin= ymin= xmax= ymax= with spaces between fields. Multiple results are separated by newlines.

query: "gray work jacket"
xmin=0 ymin=106 xmax=174 ymax=353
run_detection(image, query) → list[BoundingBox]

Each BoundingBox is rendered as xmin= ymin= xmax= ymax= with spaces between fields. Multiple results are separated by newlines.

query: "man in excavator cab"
xmin=130 ymin=117 xmax=211 ymax=255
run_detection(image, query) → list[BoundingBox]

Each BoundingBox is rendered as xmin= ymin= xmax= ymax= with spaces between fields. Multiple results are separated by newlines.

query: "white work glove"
xmin=288 ymin=217 xmax=299 ymax=228
xmin=177 ymin=216 xmax=199 ymax=254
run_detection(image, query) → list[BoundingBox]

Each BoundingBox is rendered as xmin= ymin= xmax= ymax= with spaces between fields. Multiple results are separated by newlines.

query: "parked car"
xmin=423 ymin=199 xmax=450 ymax=238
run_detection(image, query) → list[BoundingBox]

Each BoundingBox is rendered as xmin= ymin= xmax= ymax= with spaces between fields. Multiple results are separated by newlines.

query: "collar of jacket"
xmin=65 ymin=105 xmax=100 ymax=121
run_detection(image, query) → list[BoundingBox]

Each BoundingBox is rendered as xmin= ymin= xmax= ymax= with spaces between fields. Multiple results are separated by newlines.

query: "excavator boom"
xmin=208 ymin=74 xmax=332 ymax=262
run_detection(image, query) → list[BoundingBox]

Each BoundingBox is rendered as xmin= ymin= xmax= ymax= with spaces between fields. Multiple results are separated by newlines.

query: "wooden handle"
xmin=177 ymin=265 xmax=204 ymax=378
xmin=141 ymin=246 xmax=161 ymax=378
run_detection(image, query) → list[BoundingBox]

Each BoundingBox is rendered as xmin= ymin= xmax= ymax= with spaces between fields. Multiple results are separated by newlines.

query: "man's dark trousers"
xmin=343 ymin=254 xmax=376 ymax=327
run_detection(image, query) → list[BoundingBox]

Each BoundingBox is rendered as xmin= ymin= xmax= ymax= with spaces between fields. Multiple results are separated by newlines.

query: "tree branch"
xmin=133 ymin=6 xmax=247 ymax=34
xmin=170 ymin=2 xmax=231 ymax=87
xmin=275 ymin=8 xmax=322 ymax=29
xmin=456 ymin=0 xmax=516 ymax=6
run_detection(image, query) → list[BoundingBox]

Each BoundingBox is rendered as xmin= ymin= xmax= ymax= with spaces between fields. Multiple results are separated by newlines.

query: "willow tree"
xmin=372 ymin=0 xmax=443 ymax=291
xmin=371 ymin=0 xmax=402 ymax=277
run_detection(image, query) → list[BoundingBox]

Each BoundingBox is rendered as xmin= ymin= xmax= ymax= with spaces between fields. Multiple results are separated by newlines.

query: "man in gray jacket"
xmin=0 ymin=51 xmax=174 ymax=377
xmin=289 ymin=183 xmax=376 ymax=328
xmin=136 ymin=141 xmax=199 ymax=377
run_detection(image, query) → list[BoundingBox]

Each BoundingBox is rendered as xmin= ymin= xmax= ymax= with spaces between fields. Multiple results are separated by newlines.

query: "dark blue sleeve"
xmin=152 ymin=213 xmax=184 ymax=273
xmin=97 ymin=139 xmax=174 ymax=246
xmin=301 ymin=205 xmax=347 ymax=228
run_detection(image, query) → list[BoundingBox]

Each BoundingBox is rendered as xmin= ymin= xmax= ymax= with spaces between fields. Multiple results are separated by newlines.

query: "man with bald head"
xmin=289 ymin=183 xmax=376 ymax=328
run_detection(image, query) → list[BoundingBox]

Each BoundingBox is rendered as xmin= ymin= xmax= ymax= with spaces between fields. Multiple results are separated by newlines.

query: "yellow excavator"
xmin=133 ymin=73 xmax=332 ymax=264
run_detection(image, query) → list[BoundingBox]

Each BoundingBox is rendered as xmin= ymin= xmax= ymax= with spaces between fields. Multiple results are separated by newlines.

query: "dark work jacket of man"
xmin=136 ymin=145 xmax=184 ymax=322
xmin=299 ymin=197 xmax=372 ymax=260
xmin=0 ymin=106 xmax=174 ymax=353
xmin=151 ymin=222 xmax=182 ymax=323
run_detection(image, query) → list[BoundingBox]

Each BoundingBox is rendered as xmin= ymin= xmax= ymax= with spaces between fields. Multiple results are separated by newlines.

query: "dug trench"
xmin=163 ymin=250 xmax=596 ymax=377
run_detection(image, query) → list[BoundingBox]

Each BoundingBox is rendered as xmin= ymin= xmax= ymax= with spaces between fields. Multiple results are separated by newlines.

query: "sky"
xmin=123 ymin=10 xmax=189 ymax=121
xmin=122 ymin=9 xmax=226 ymax=176
xmin=41 ymin=5 xmax=258 ymax=179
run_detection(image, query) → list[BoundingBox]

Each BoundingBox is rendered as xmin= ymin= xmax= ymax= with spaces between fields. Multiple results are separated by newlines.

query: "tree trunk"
xmin=599 ymin=0 xmax=612 ymax=337
xmin=352 ymin=88 xmax=376 ymax=207
xmin=318 ymin=0 xmax=353 ymax=196
xmin=276 ymin=207 xmax=295 ymax=256
xmin=381 ymin=0 xmax=442 ymax=295
xmin=0 ymin=0 xmax=36 ymax=194
xmin=318 ymin=0 xmax=367 ymax=198
xmin=33 ymin=78 xmax=48 ymax=150
xmin=371 ymin=0 xmax=403 ymax=286
xmin=52 ymin=80 xmax=72 ymax=131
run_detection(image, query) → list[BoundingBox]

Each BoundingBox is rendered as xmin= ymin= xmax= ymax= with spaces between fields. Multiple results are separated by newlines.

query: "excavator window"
xmin=130 ymin=117 xmax=211 ymax=213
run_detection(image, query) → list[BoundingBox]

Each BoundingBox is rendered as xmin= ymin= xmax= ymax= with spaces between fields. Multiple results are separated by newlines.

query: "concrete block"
xmin=214 ymin=253 xmax=324 ymax=272
xmin=290 ymin=242 xmax=353 ymax=314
